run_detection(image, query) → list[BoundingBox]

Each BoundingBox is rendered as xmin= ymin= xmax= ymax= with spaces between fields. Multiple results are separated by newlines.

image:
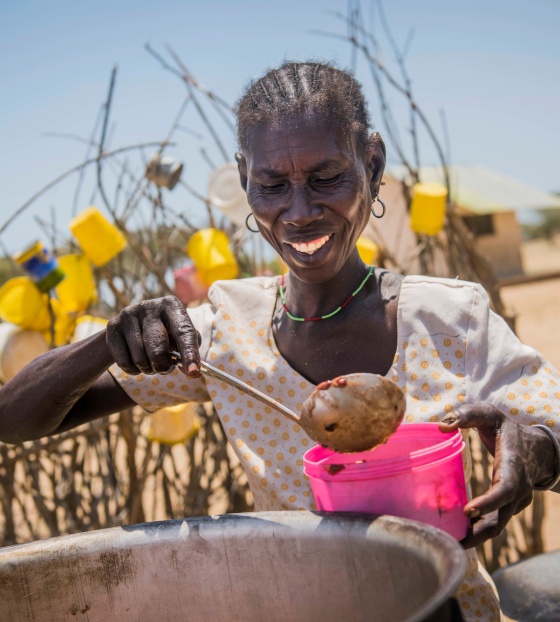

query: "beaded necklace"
xmin=279 ymin=265 xmax=375 ymax=322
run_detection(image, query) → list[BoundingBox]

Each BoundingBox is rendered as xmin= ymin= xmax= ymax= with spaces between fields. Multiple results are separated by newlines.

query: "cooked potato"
xmin=300 ymin=374 xmax=406 ymax=453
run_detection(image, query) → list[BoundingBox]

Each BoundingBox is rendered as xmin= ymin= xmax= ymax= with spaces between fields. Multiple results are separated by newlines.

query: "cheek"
xmin=338 ymin=192 xmax=371 ymax=242
xmin=337 ymin=184 xmax=369 ymax=225
xmin=336 ymin=172 xmax=368 ymax=206
xmin=250 ymin=203 xmax=279 ymax=230
xmin=247 ymin=186 xmax=282 ymax=213
xmin=247 ymin=203 xmax=283 ymax=247
xmin=248 ymin=189 xmax=284 ymax=224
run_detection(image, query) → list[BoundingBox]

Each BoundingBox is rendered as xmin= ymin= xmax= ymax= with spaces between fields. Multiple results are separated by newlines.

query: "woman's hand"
xmin=106 ymin=296 xmax=202 ymax=377
xmin=438 ymin=404 xmax=557 ymax=549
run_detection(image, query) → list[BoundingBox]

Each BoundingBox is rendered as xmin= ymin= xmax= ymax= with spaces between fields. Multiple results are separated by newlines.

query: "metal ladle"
xmin=170 ymin=352 xmax=406 ymax=453
xmin=170 ymin=352 xmax=299 ymax=423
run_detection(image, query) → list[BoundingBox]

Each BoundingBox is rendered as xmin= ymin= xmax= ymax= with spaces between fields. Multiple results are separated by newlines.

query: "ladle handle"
xmin=169 ymin=352 xmax=300 ymax=423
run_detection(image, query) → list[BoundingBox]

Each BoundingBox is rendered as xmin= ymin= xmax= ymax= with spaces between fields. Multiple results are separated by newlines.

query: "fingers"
xmin=124 ymin=314 xmax=152 ymax=374
xmin=461 ymin=506 xmax=513 ymax=549
xmin=464 ymin=473 xmax=518 ymax=518
xmin=161 ymin=298 xmax=202 ymax=377
xmin=459 ymin=425 xmax=534 ymax=548
xmin=107 ymin=313 xmax=151 ymax=375
xmin=142 ymin=318 xmax=173 ymax=374
xmin=466 ymin=434 xmax=534 ymax=510
xmin=107 ymin=319 xmax=137 ymax=374
xmin=439 ymin=403 xmax=503 ymax=432
xmin=439 ymin=403 xmax=505 ymax=456
xmin=438 ymin=402 xmax=540 ymax=549
xmin=461 ymin=488 xmax=533 ymax=549
xmin=107 ymin=296 xmax=202 ymax=377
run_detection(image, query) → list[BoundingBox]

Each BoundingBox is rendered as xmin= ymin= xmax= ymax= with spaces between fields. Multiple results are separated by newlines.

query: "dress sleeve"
xmin=466 ymin=284 xmax=559 ymax=428
xmin=107 ymin=302 xmax=215 ymax=412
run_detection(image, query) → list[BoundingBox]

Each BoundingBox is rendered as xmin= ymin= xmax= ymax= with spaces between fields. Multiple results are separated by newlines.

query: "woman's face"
xmin=237 ymin=114 xmax=385 ymax=283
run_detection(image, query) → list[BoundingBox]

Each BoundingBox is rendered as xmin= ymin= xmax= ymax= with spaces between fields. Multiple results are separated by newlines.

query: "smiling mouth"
xmin=287 ymin=234 xmax=332 ymax=255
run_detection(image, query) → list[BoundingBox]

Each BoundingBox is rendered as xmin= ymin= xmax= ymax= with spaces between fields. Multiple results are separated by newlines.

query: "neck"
xmin=282 ymin=251 xmax=371 ymax=320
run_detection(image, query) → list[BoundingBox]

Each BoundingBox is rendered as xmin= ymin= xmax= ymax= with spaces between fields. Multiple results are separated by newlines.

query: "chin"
xmin=285 ymin=262 xmax=343 ymax=284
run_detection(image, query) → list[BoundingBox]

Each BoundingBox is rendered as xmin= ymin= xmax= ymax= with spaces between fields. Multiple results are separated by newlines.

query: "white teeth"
xmin=291 ymin=235 xmax=330 ymax=255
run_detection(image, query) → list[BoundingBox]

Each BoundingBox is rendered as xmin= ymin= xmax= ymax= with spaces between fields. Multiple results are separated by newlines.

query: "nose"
xmin=282 ymin=186 xmax=323 ymax=228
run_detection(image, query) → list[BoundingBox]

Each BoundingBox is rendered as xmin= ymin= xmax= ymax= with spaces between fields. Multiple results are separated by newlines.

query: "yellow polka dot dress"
xmin=110 ymin=275 xmax=559 ymax=622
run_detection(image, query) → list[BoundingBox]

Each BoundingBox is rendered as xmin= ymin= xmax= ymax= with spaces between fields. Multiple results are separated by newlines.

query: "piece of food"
xmin=300 ymin=373 xmax=406 ymax=453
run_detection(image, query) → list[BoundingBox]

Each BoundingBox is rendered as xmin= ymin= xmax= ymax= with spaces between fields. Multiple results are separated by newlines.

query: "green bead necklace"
xmin=279 ymin=265 xmax=375 ymax=322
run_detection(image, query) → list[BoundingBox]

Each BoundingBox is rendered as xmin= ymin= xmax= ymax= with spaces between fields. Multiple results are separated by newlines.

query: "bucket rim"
xmin=304 ymin=441 xmax=465 ymax=482
xmin=303 ymin=425 xmax=463 ymax=467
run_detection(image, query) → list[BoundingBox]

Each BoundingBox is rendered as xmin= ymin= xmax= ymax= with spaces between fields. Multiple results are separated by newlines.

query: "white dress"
xmin=110 ymin=274 xmax=560 ymax=622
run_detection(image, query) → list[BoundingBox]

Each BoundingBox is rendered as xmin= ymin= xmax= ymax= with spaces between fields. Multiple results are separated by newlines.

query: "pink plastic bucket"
xmin=303 ymin=423 xmax=469 ymax=540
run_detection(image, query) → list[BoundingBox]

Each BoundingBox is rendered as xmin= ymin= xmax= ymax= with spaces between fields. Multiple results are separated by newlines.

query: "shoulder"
xmin=402 ymin=274 xmax=487 ymax=301
xmin=208 ymin=275 xmax=278 ymax=302
xmin=398 ymin=275 xmax=489 ymax=334
xmin=208 ymin=275 xmax=278 ymax=317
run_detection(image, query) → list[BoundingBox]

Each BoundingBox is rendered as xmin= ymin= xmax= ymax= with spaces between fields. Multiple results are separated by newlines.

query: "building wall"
xmin=363 ymin=176 xmax=450 ymax=276
xmin=362 ymin=175 xmax=524 ymax=280
xmin=471 ymin=211 xmax=524 ymax=279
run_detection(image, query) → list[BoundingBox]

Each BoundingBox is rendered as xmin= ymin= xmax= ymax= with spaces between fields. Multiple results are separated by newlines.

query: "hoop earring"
xmin=371 ymin=195 xmax=386 ymax=219
xmin=245 ymin=212 xmax=259 ymax=233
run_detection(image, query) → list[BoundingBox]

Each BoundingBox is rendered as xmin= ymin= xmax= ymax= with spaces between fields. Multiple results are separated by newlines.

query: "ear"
xmin=366 ymin=132 xmax=386 ymax=198
xmin=235 ymin=152 xmax=248 ymax=192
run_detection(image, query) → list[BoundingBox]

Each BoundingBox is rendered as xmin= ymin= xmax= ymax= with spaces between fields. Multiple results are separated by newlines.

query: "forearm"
xmin=0 ymin=330 xmax=115 ymax=443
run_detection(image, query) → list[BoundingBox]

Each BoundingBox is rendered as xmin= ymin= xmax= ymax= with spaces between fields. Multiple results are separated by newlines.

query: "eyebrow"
xmin=253 ymin=158 xmax=348 ymax=179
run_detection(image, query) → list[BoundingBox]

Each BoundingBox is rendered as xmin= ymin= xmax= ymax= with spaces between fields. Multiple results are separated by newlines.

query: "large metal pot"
xmin=0 ymin=511 xmax=466 ymax=622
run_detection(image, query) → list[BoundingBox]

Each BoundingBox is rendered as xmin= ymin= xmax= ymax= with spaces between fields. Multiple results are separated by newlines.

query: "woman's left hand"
xmin=438 ymin=404 xmax=557 ymax=549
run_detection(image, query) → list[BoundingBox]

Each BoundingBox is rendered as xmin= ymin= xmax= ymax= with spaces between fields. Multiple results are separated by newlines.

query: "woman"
xmin=1 ymin=62 xmax=559 ymax=621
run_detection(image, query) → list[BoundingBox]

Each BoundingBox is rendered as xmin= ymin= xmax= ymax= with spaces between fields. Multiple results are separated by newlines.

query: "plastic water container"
xmin=70 ymin=315 xmax=107 ymax=343
xmin=186 ymin=228 xmax=239 ymax=286
xmin=40 ymin=298 xmax=75 ymax=347
xmin=12 ymin=241 xmax=66 ymax=293
xmin=146 ymin=403 xmax=201 ymax=445
xmin=0 ymin=277 xmax=51 ymax=331
xmin=55 ymin=254 xmax=97 ymax=312
xmin=0 ymin=323 xmax=49 ymax=383
xmin=356 ymin=237 xmax=379 ymax=265
xmin=409 ymin=183 xmax=448 ymax=236
xmin=207 ymin=162 xmax=251 ymax=226
xmin=69 ymin=206 xmax=127 ymax=267
xmin=174 ymin=265 xmax=209 ymax=305
xmin=304 ymin=423 xmax=469 ymax=540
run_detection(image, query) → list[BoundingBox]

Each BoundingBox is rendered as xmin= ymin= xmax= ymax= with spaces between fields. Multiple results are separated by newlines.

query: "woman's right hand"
xmin=106 ymin=296 xmax=202 ymax=377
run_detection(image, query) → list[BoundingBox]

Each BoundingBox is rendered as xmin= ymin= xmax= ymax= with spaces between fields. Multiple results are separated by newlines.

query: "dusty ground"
xmin=500 ymin=236 xmax=560 ymax=551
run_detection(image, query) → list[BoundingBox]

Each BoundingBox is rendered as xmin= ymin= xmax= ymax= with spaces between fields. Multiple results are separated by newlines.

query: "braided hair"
xmin=235 ymin=61 xmax=372 ymax=153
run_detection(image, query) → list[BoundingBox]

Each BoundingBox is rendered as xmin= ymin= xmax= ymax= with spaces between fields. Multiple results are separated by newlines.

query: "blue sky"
xmin=1 ymin=0 xmax=559 ymax=253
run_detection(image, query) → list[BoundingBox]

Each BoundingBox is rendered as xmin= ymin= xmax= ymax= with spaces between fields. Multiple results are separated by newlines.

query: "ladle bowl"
xmin=300 ymin=373 xmax=406 ymax=453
